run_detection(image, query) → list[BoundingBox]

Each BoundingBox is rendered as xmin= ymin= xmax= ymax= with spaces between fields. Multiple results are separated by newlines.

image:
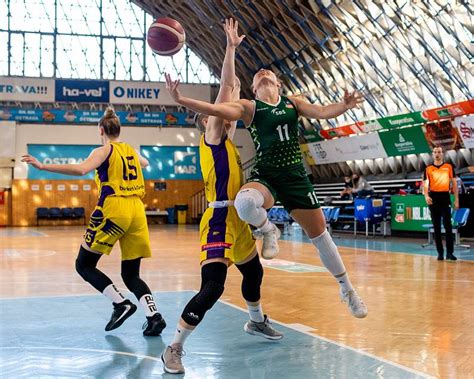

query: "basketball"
xmin=147 ymin=17 xmax=185 ymax=56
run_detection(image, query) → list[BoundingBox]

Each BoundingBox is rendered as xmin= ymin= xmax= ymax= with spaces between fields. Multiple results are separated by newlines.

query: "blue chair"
xmin=73 ymin=207 xmax=86 ymax=225
xmin=422 ymin=208 xmax=470 ymax=249
xmin=48 ymin=207 xmax=61 ymax=219
xmin=61 ymin=207 xmax=73 ymax=218
xmin=36 ymin=207 xmax=49 ymax=226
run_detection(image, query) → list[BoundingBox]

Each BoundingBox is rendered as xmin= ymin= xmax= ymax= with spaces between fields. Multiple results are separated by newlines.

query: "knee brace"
xmin=234 ymin=188 xmax=267 ymax=227
xmin=181 ymin=262 xmax=227 ymax=326
xmin=236 ymin=254 xmax=263 ymax=302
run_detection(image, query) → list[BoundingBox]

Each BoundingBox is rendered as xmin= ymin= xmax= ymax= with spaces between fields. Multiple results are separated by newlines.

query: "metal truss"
xmin=0 ymin=0 xmax=217 ymax=83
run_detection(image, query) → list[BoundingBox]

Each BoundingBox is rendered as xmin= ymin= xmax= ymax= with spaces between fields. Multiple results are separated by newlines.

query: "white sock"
xmin=247 ymin=302 xmax=265 ymax=323
xmin=171 ymin=324 xmax=194 ymax=346
xmin=103 ymin=284 xmax=126 ymax=304
xmin=310 ymin=231 xmax=354 ymax=293
xmin=139 ymin=294 xmax=158 ymax=317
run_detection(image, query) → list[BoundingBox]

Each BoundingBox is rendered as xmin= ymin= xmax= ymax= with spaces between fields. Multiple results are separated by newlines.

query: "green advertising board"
xmin=391 ymin=194 xmax=454 ymax=232
xmin=378 ymin=111 xmax=426 ymax=129
xmin=379 ymin=125 xmax=431 ymax=156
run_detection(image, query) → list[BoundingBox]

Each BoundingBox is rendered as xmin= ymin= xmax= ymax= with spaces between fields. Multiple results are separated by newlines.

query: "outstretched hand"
xmin=224 ymin=18 xmax=245 ymax=48
xmin=343 ymin=90 xmax=364 ymax=109
xmin=165 ymin=73 xmax=181 ymax=103
xmin=21 ymin=154 xmax=43 ymax=170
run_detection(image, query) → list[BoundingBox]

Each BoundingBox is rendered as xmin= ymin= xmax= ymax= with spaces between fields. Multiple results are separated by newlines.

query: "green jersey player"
xmin=165 ymin=68 xmax=368 ymax=319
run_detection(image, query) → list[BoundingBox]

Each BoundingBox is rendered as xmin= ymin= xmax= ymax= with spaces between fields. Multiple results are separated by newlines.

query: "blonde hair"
xmin=99 ymin=106 xmax=121 ymax=137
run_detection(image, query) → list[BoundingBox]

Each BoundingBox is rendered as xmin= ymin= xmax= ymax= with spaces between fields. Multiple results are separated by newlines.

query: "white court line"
xmin=218 ymin=298 xmax=435 ymax=379
xmin=0 ymin=346 xmax=160 ymax=362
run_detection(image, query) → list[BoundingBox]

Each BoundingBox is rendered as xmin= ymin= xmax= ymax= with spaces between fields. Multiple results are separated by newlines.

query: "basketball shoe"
xmin=244 ymin=315 xmax=283 ymax=340
xmin=261 ymin=223 xmax=281 ymax=259
xmin=142 ymin=313 xmax=167 ymax=336
xmin=105 ymin=299 xmax=137 ymax=331
xmin=161 ymin=343 xmax=185 ymax=374
xmin=340 ymin=289 xmax=368 ymax=318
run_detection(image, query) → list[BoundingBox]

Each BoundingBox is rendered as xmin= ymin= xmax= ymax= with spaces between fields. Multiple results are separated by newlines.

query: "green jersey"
xmin=248 ymin=96 xmax=302 ymax=170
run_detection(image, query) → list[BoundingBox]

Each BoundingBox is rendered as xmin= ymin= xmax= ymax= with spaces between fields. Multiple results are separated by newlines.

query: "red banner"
xmin=421 ymin=100 xmax=474 ymax=121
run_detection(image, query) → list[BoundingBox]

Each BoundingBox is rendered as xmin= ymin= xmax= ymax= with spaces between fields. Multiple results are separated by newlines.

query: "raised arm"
xmin=165 ymin=73 xmax=253 ymax=124
xmin=21 ymin=146 xmax=109 ymax=176
xmin=290 ymin=90 xmax=364 ymax=119
xmin=220 ymin=18 xmax=244 ymax=89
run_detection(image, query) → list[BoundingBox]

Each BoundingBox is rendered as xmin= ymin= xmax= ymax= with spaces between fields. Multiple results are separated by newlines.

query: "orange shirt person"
xmin=423 ymin=146 xmax=459 ymax=261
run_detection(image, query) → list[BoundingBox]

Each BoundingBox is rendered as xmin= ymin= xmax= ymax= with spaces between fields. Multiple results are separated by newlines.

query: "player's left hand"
xmin=343 ymin=90 xmax=364 ymax=109
xmin=165 ymin=73 xmax=182 ymax=103
xmin=21 ymin=154 xmax=43 ymax=170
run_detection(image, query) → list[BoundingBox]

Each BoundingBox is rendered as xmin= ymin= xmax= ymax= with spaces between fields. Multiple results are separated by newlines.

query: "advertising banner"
xmin=0 ymin=108 xmax=195 ymax=126
xmin=378 ymin=111 xmax=426 ymax=129
xmin=141 ymin=146 xmax=201 ymax=180
xmin=307 ymin=132 xmax=387 ymax=164
xmin=454 ymin=115 xmax=474 ymax=149
xmin=110 ymin=81 xmax=211 ymax=105
xmin=55 ymin=79 xmax=109 ymax=103
xmin=27 ymin=144 xmax=98 ymax=180
xmin=378 ymin=125 xmax=431 ymax=156
xmin=0 ymin=77 xmax=55 ymax=102
xmin=391 ymin=194 xmax=454 ymax=232
xmin=422 ymin=100 xmax=474 ymax=121
xmin=424 ymin=120 xmax=464 ymax=150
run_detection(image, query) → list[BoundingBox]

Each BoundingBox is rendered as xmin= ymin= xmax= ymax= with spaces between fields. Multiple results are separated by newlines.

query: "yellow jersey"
xmin=95 ymin=142 xmax=145 ymax=205
xmin=199 ymin=135 xmax=243 ymax=202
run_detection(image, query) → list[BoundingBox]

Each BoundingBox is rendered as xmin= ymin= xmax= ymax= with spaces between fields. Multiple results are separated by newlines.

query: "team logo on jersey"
xmin=271 ymin=108 xmax=286 ymax=116
xmin=88 ymin=209 xmax=104 ymax=229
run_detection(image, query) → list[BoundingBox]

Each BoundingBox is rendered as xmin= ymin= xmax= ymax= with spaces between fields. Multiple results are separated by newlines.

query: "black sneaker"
xmin=437 ymin=255 xmax=444 ymax=261
xmin=142 ymin=313 xmax=166 ymax=336
xmin=446 ymin=254 xmax=457 ymax=261
xmin=105 ymin=300 xmax=137 ymax=331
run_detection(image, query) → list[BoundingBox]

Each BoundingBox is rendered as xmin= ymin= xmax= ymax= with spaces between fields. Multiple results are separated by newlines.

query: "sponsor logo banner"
xmin=307 ymin=132 xmax=387 ymax=164
xmin=27 ymin=144 xmax=98 ymax=180
xmin=55 ymin=79 xmax=109 ymax=103
xmin=110 ymin=81 xmax=211 ymax=105
xmin=0 ymin=77 xmax=55 ymax=102
xmin=422 ymin=100 xmax=474 ymax=121
xmin=391 ymin=194 xmax=454 ymax=231
xmin=378 ymin=125 xmax=431 ymax=156
xmin=378 ymin=111 xmax=426 ymax=129
xmin=454 ymin=115 xmax=474 ymax=149
xmin=0 ymin=108 xmax=195 ymax=126
xmin=141 ymin=145 xmax=201 ymax=180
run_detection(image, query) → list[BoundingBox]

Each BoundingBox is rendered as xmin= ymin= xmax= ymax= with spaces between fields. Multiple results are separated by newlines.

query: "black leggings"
xmin=75 ymin=246 xmax=152 ymax=300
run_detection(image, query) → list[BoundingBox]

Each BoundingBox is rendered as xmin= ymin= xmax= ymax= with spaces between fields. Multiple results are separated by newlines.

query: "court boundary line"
xmin=0 ymin=346 xmax=161 ymax=362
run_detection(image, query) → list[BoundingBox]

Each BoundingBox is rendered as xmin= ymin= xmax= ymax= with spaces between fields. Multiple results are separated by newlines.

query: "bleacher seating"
xmin=268 ymin=206 xmax=293 ymax=234
xmin=37 ymin=207 xmax=86 ymax=226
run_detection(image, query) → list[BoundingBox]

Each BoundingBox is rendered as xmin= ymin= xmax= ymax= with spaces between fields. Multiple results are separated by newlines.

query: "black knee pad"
xmin=75 ymin=246 xmax=100 ymax=280
xmin=181 ymin=262 xmax=227 ymax=326
xmin=236 ymin=254 xmax=263 ymax=302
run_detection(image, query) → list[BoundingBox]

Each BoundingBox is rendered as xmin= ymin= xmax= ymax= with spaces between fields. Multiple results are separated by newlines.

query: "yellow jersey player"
xmin=161 ymin=19 xmax=282 ymax=375
xmin=21 ymin=107 xmax=166 ymax=336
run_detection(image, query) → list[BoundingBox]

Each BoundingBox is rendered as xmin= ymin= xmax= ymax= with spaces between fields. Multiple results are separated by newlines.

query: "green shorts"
xmin=247 ymin=164 xmax=320 ymax=212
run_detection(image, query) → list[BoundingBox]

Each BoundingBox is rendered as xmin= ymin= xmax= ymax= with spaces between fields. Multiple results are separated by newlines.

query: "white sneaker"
xmin=261 ymin=223 xmax=281 ymax=260
xmin=340 ymin=289 xmax=368 ymax=318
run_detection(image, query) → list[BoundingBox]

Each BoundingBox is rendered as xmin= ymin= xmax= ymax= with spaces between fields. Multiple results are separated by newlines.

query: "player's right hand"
xmin=21 ymin=154 xmax=43 ymax=170
xmin=165 ymin=73 xmax=181 ymax=103
xmin=224 ymin=18 xmax=245 ymax=48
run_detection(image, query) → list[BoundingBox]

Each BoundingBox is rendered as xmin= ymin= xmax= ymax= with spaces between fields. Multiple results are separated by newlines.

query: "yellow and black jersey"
xmin=95 ymin=142 xmax=145 ymax=206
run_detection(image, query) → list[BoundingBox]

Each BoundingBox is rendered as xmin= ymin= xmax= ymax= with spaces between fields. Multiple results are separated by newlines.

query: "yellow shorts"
xmin=200 ymin=206 xmax=256 ymax=264
xmin=83 ymin=196 xmax=151 ymax=261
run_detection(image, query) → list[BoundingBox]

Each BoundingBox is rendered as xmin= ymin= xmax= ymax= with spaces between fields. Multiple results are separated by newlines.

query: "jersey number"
xmin=276 ymin=124 xmax=290 ymax=141
xmin=121 ymin=156 xmax=138 ymax=181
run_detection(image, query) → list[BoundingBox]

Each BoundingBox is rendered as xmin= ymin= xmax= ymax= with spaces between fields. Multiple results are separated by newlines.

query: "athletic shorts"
xmin=83 ymin=196 xmax=152 ymax=261
xmin=247 ymin=164 xmax=320 ymax=212
xmin=200 ymin=205 xmax=256 ymax=264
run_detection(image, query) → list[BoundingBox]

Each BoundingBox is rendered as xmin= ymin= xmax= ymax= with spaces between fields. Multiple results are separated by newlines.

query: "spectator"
xmin=340 ymin=176 xmax=353 ymax=200
xmin=351 ymin=174 xmax=374 ymax=198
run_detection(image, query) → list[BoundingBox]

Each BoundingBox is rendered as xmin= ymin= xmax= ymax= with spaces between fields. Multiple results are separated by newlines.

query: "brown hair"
xmin=99 ymin=106 xmax=120 ymax=137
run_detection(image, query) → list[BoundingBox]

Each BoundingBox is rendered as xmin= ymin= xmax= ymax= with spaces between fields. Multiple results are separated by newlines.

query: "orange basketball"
xmin=147 ymin=17 xmax=186 ymax=56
